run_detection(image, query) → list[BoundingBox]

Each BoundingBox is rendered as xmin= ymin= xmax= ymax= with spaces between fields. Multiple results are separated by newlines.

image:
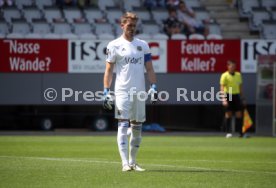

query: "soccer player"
xmin=220 ymin=60 xmax=245 ymax=138
xmin=103 ymin=12 xmax=157 ymax=172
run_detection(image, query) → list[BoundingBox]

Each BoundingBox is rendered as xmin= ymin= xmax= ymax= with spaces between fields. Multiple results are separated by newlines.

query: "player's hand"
xmin=148 ymin=84 xmax=158 ymax=104
xmin=103 ymin=88 xmax=114 ymax=110
xmin=222 ymin=100 xmax=228 ymax=107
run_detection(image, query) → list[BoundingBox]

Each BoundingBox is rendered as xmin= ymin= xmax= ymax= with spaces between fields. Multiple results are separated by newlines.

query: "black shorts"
xmin=225 ymin=94 xmax=243 ymax=112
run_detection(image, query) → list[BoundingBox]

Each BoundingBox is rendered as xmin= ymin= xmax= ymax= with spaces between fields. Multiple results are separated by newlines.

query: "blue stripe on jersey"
xmin=144 ymin=53 xmax=152 ymax=63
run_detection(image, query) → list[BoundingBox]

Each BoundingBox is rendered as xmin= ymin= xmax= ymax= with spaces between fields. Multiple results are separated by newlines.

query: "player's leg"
xmin=129 ymin=95 xmax=145 ymax=171
xmin=117 ymin=119 xmax=131 ymax=171
xmin=129 ymin=121 xmax=142 ymax=165
xmin=129 ymin=122 xmax=145 ymax=172
xmin=235 ymin=111 xmax=243 ymax=137
xmin=225 ymin=93 xmax=234 ymax=138
xmin=225 ymin=111 xmax=233 ymax=138
xmin=115 ymin=94 xmax=131 ymax=171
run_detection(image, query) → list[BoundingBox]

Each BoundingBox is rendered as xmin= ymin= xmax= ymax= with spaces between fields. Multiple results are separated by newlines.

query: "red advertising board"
xmin=167 ymin=40 xmax=241 ymax=73
xmin=0 ymin=39 xmax=68 ymax=73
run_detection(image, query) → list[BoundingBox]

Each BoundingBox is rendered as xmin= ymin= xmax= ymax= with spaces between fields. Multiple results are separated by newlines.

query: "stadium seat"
xmin=98 ymin=0 xmax=116 ymax=11
xmin=271 ymin=11 xmax=276 ymax=20
xmin=189 ymin=33 xmax=205 ymax=40
xmin=43 ymin=33 xmax=61 ymax=39
xmin=133 ymin=8 xmax=152 ymax=23
xmin=152 ymin=8 xmax=169 ymax=25
xmin=14 ymin=0 xmax=33 ymax=9
xmin=12 ymin=20 xmax=30 ymax=35
xmin=6 ymin=33 xmax=25 ymax=38
xmin=185 ymin=0 xmax=201 ymax=8
xmin=106 ymin=7 xmax=122 ymax=24
xmin=84 ymin=7 xmax=104 ymax=24
xmin=61 ymin=33 xmax=78 ymax=39
xmin=114 ymin=23 xmax=122 ymax=37
xmin=94 ymin=23 xmax=114 ymax=35
xmin=238 ymin=0 xmax=260 ymax=18
xmin=152 ymin=33 xmax=169 ymax=39
xmin=208 ymin=23 xmax=222 ymax=35
xmin=44 ymin=7 xmax=63 ymax=23
xmin=135 ymin=33 xmax=151 ymax=40
xmin=53 ymin=23 xmax=72 ymax=34
xmin=0 ymin=34 xmax=5 ymax=38
xmin=123 ymin=0 xmax=141 ymax=11
xmin=194 ymin=8 xmax=211 ymax=23
xmin=24 ymin=33 xmax=43 ymax=39
xmin=0 ymin=22 xmax=9 ymax=36
xmin=73 ymin=23 xmax=93 ymax=35
xmin=63 ymin=7 xmax=83 ymax=23
xmin=141 ymin=23 xmax=161 ymax=35
xmin=260 ymin=20 xmax=276 ymax=39
xmin=171 ymin=33 xmax=187 ymax=40
xmin=97 ymin=33 xmax=115 ymax=40
xmin=32 ymin=21 xmax=51 ymax=35
xmin=36 ymin=0 xmax=55 ymax=9
xmin=206 ymin=34 xmax=223 ymax=40
xmin=3 ymin=7 xmax=22 ymax=23
xmin=249 ymin=8 xmax=270 ymax=31
xmin=23 ymin=7 xmax=42 ymax=23
xmin=261 ymin=0 xmax=276 ymax=11
xmin=79 ymin=33 xmax=97 ymax=40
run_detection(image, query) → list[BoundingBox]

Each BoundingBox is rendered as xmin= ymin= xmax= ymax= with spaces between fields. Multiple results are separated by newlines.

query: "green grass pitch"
xmin=0 ymin=135 xmax=276 ymax=188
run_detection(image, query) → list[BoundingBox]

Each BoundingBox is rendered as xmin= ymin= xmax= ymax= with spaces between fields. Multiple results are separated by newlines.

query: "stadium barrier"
xmin=1 ymin=39 xmax=275 ymax=74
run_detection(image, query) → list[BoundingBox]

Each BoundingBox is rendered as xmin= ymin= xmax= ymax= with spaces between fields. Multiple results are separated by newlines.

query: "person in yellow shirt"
xmin=220 ymin=60 xmax=245 ymax=138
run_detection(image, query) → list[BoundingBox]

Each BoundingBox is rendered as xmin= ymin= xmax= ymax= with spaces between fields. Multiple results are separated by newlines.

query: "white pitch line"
xmin=147 ymin=158 xmax=276 ymax=165
xmin=1 ymin=155 xmax=276 ymax=176
xmin=0 ymin=155 xmax=121 ymax=165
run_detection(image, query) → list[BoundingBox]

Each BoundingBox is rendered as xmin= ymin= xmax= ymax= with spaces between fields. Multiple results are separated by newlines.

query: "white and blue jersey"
xmin=106 ymin=36 xmax=151 ymax=94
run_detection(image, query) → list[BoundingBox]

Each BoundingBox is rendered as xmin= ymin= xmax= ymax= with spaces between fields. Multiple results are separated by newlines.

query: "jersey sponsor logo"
xmin=125 ymin=57 xmax=143 ymax=64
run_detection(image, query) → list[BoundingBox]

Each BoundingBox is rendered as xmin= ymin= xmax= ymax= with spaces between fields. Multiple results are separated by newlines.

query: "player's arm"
xmin=104 ymin=62 xmax=114 ymax=89
xmin=144 ymin=54 xmax=156 ymax=85
xmin=103 ymin=62 xmax=114 ymax=110
xmin=104 ymin=42 xmax=116 ymax=89
xmin=220 ymin=84 xmax=227 ymax=106
xmin=145 ymin=54 xmax=157 ymax=104
xmin=220 ymin=75 xmax=227 ymax=106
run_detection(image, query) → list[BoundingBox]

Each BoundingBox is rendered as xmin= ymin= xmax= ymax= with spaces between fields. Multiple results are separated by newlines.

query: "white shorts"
xmin=115 ymin=94 xmax=146 ymax=123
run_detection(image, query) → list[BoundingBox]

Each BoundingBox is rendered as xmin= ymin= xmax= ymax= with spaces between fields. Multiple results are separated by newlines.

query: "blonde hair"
xmin=120 ymin=12 xmax=138 ymax=24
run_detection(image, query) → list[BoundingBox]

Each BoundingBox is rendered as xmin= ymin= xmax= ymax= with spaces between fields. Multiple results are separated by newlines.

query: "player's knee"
xmin=225 ymin=111 xmax=232 ymax=118
xmin=131 ymin=125 xmax=142 ymax=137
xmin=118 ymin=121 xmax=129 ymax=136
xmin=130 ymin=120 xmax=141 ymax=125
xmin=118 ymin=119 xmax=129 ymax=123
xmin=118 ymin=120 xmax=129 ymax=128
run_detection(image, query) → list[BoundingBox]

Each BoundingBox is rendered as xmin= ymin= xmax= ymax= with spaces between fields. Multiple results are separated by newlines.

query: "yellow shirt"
xmin=220 ymin=71 xmax=242 ymax=94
